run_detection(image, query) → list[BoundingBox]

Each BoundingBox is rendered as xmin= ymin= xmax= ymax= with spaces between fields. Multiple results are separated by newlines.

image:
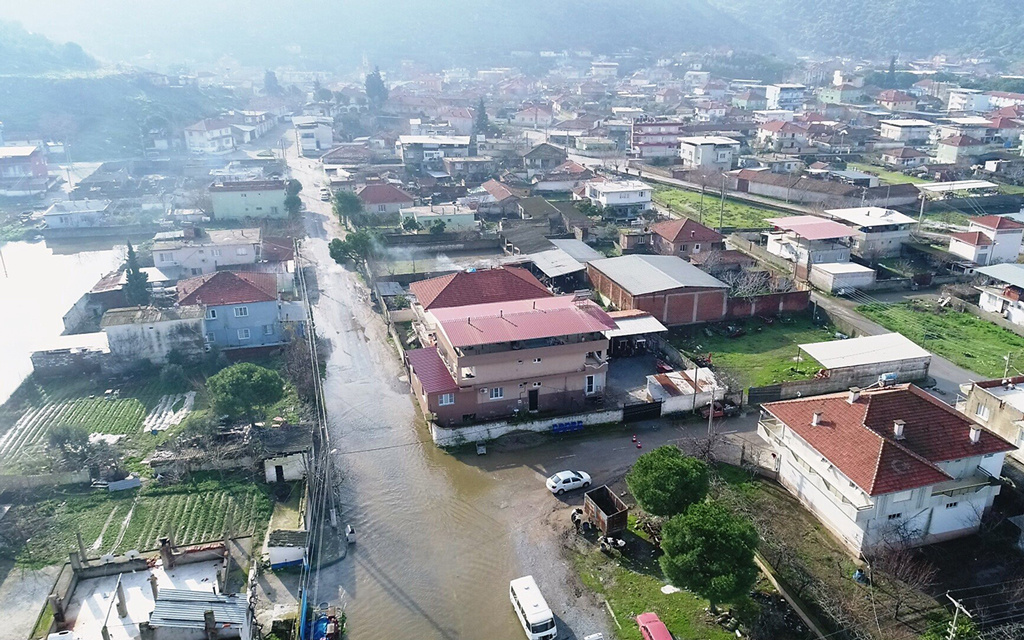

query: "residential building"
xmin=818 ymin=84 xmax=863 ymax=105
xmin=0 ymin=144 xmax=48 ymax=196
xmin=824 ymin=207 xmax=916 ymax=259
xmin=511 ymin=106 xmax=555 ymax=127
xmin=948 ymin=215 xmax=1024 ymax=266
xmin=678 ymin=136 xmax=741 ymax=171
xmin=957 ymin=376 xmax=1024 ymax=463
xmin=407 ymin=295 xmax=615 ymax=425
xmin=42 ymin=199 xmax=114 ymax=229
xmin=764 ymin=216 xmax=854 ymax=272
xmin=467 ymin=179 xmax=525 ymax=216
xmin=936 ymin=135 xmax=986 ymax=165
xmin=756 ymin=121 xmax=806 ymax=151
xmin=401 ymin=204 xmax=478 ymax=232
xmin=521 ymin=142 xmax=568 ymax=176
xmin=975 ymin=263 xmax=1024 ymax=328
xmin=986 ymin=91 xmax=1024 ymax=110
xmin=533 ymin=160 xmax=594 ymax=193
xmin=396 ymin=135 xmax=471 ymax=171
xmin=630 ymin=118 xmax=689 ymax=159
xmin=409 ymin=267 xmax=551 ymax=324
xmin=441 ymin=155 xmax=497 ymax=182
xmin=765 ymin=83 xmax=806 ymax=111
xmin=209 ymin=180 xmax=287 ymax=220
xmin=879 ymin=119 xmax=935 ymax=144
xmin=184 ymin=117 xmax=236 ymax=155
xmin=759 ymin=385 xmax=1014 ymax=554
xmin=732 ymin=90 xmax=768 ymax=111
xmin=948 ymin=88 xmax=990 ymax=113
xmin=876 ymin=89 xmax=917 ymax=112
xmin=587 ymin=255 xmax=730 ymax=326
xmin=101 ymin=305 xmax=205 ymax=365
xmin=292 ymin=115 xmax=334 ymax=156
xmin=151 ymin=227 xmax=262 ymax=276
xmin=576 ymin=179 xmax=652 ymax=221
xmin=177 ymin=271 xmax=288 ymax=349
xmin=356 ymin=183 xmax=415 ymax=215
xmin=881 ymin=146 xmax=930 ymax=168
xmin=590 ymin=61 xmax=619 ymax=78
xmin=647 ymin=218 xmax=725 ymax=258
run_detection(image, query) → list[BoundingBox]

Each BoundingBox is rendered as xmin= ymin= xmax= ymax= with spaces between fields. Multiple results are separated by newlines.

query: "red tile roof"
xmin=885 ymin=147 xmax=929 ymax=159
xmin=877 ymin=89 xmax=915 ymax=103
xmin=432 ymin=295 xmax=616 ymax=348
xmin=177 ymin=271 xmax=277 ymax=306
xmin=950 ymin=231 xmax=993 ymax=247
xmin=763 ymin=385 xmax=1014 ymax=496
xmin=406 ymin=347 xmax=459 ymax=394
xmin=650 ymin=218 xmax=723 ymax=245
xmin=970 ymin=215 xmax=1024 ymax=230
xmin=357 ymin=183 xmax=415 ymax=206
xmin=939 ymin=134 xmax=983 ymax=148
xmin=481 ymin=179 xmax=518 ymax=203
xmin=409 ymin=266 xmax=551 ymax=310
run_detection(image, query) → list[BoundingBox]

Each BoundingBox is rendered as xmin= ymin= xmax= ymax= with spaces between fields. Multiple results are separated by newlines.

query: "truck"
xmin=583 ymin=485 xmax=629 ymax=535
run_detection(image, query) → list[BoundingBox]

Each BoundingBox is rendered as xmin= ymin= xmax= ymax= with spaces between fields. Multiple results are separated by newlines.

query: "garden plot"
xmin=142 ymin=392 xmax=196 ymax=432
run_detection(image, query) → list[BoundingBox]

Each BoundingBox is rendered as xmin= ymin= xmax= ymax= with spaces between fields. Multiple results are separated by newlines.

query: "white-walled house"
xmin=678 ymin=136 xmax=740 ymax=171
xmin=948 ymin=215 xmax=1024 ymax=266
xmin=100 ymin=306 xmax=206 ymax=365
xmin=576 ymin=179 xmax=652 ymax=220
xmin=975 ymin=263 xmax=1024 ymax=327
xmin=759 ymin=385 xmax=1014 ymax=555
xmin=401 ymin=204 xmax=478 ymax=232
xmin=824 ymin=206 xmax=916 ymax=259
xmin=152 ymin=227 xmax=262 ymax=277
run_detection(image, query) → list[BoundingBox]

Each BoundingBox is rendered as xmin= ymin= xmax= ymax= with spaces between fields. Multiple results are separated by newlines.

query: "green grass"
xmin=653 ymin=186 xmax=772 ymax=230
xmin=847 ymin=162 xmax=932 ymax=185
xmin=998 ymin=183 xmax=1024 ymax=195
xmin=858 ymin=300 xmax=1024 ymax=377
xmin=670 ymin=314 xmax=834 ymax=388
xmin=7 ymin=472 xmax=273 ymax=567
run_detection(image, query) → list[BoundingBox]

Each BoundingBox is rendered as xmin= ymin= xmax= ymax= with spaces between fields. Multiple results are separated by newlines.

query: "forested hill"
xmin=0 ymin=21 xmax=95 ymax=74
xmin=714 ymin=0 xmax=1024 ymax=59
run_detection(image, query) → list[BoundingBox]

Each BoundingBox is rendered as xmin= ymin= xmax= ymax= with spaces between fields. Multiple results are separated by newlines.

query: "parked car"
xmin=545 ymin=470 xmax=592 ymax=495
xmin=636 ymin=612 xmax=672 ymax=640
xmin=319 ymin=187 xmax=332 ymax=201
xmin=700 ymin=400 xmax=740 ymax=419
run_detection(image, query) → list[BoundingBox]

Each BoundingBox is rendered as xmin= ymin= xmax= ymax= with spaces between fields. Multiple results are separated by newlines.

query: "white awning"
xmin=604 ymin=313 xmax=668 ymax=338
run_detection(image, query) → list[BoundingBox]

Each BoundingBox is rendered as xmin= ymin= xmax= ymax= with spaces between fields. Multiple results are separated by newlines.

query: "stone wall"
xmin=0 ymin=468 xmax=90 ymax=490
xmin=429 ymin=408 xmax=624 ymax=447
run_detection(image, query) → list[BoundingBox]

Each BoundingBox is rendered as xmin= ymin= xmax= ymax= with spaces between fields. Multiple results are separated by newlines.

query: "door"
xmin=275 ymin=465 xmax=285 ymax=483
xmin=528 ymin=389 xmax=539 ymax=412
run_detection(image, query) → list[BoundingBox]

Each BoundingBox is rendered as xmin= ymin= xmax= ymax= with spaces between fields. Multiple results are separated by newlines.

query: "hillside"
xmin=0 ymin=75 xmax=238 ymax=160
xmin=0 ymin=20 xmax=95 ymax=74
xmin=714 ymin=0 xmax=1024 ymax=60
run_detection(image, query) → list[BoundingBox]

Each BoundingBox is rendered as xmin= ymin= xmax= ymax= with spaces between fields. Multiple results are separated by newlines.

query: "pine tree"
xmin=124 ymin=241 xmax=150 ymax=306
xmin=365 ymin=66 xmax=389 ymax=108
xmin=474 ymin=98 xmax=490 ymax=136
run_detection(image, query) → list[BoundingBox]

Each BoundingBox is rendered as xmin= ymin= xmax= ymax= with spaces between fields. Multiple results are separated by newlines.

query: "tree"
xmin=284 ymin=194 xmax=302 ymax=217
xmin=365 ymin=66 xmax=389 ymax=108
xmin=402 ymin=216 xmax=422 ymax=232
xmin=207 ymin=363 xmax=285 ymax=427
xmin=625 ymin=445 xmax=710 ymax=516
xmin=264 ymin=70 xmax=282 ymax=95
xmin=886 ymin=55 xmax=897 ymax=88
xmin=286 ymin=179 xmax=303 ymax=196
xmin=660 ymin=501 xmax=759 ymax=611
xmin=328 ymin=230 xmax=379 ymax=264
xmin=333 ymin=190 xmax=363 ymax=225
xmin=312 ymin=79 xmax=333 ymax=102
xmin=124 ymin=240 xmax=150 ymax=306
xmin=430 ymin=219 xmax=447 ymax=235
xmin=474 ymin=97 xmax=491 ymax=136
xmin=48 ymin=424 xmax=90 ymax=465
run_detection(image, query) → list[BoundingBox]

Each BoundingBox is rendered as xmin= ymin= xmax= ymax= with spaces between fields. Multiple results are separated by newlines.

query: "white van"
xmin=510 ymin=575 xmax=557 ymax=640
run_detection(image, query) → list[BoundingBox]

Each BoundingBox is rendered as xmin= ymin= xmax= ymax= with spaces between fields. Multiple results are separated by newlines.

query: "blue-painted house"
xmin=178 ymin=271 xmax=290 ymax=350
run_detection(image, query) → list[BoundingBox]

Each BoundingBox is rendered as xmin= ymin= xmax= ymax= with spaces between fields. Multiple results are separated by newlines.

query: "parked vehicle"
xmin=583 ymin=485 xmax=629 ymax=535
xmin=545 ymin=470 xmax=591 ymax=495
xmin=320 ymin=187 xmax=332 ymax=201
xmin=510 ymin=576 xmax=557 ymax=640
xmin=636 ymin=612 xmax=672 ymax=640
xmin=700 ymin=400 xmax=740 ymax=419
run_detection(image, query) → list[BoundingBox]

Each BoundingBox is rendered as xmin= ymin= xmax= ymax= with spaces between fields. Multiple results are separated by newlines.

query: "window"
xmin=263 ymin=324 xmax=274 ymax=335
xmin=237 ymin=328 xmax=251 ymax=341
xmin=206 ymin=309 xmax=217 ymax=320
xmin=891 ymin=490 xmax=912 ymax=503
xmin=234 ymin=306 xmax=249 ymax=317
xmin=204 ymin=332 xmax=215 ymax=344
xmin=533 ymin=382 xmax=541 ymax=387
xmin=975 ymin=403 xmax=990 ymax=421
xmin=159 ymin=253 xmax=171 ymax=263
xmin=439 ymin=393 xmax=455 ymax=406
xmin=378 ymin=204 xmax=387 ymax=212
xmin=887 ymin=513 xmax=902 ymax=520
xmin=211 ymin=249 xmax=221 ymax=257
xmin=533 ymin=358 xmax=542 ymax=363
xmin=693 ymin=243 xmax=701 ymax=252
xmin=946 ymin=502 xmax=959 ymax=509
xmin=489 ymin=387 xmax=504 ymax=400
xmin=586 ymin=375 xmax=596 ymax=394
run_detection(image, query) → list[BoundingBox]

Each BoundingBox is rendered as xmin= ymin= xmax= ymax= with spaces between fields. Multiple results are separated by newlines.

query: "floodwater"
xmin=0 ymin=240 xmax=122 ymax=404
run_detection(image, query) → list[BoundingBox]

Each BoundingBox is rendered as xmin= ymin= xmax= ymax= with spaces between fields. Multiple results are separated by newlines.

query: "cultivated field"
xmin=654 ymin=186 xmax=773 ymax=230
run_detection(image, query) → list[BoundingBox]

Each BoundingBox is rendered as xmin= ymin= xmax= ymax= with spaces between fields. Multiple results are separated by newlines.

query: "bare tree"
xmin=870 ymin=543 xmax=938 ymax=619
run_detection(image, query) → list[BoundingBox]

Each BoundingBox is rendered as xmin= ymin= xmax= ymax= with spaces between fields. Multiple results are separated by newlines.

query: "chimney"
xmin=893 ymin=419 xmax=905 ymax=440
xmin=970 ymin=426 xmax=982 ymax=444
xmin=848 ymin=387 xmax=861 ymax=404
xmin=811 ymin=411 xmax=822 ymax=426
xmin=204 ymin=610 xmax=218 ymax=639
xmin=148 ymin=573 xmax=159 ymax=600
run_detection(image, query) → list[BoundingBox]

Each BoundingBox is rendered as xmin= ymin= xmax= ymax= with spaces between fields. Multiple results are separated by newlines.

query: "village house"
xmin=759 ymin=385 xmax=1014 ymax=555
xmin=646 ymin=218 xmax=726 ymax=258
xmin=823 ymin=206 xmax=916 ymax=259
xmin=407 ymin=295 xmax=615 ymax=426
xmin=879 ymin=119 xmax=935 ymax=144
xmin=764 ymin=215 xmax=854 ymax=272
xmin=732 ymin=89 xmax=768 ymax=111
xmin=356 ymin=183 xmax=415 ymax=215
xmin=209 ymin=180 xmax=287 ymax=220
xmin=587 ymin=254 xmax=730 ymax=326
xmin=42 ymin=199 xmax=115 ymax=229
xmin=756 ymin=121 xmax=806 ymax=151
xmin=678 ymin=136 xmax=740 ymax=171
xmin=401 ymin=204 xmax=479 ymax=232
xmin=151 ymin=227 xmax=262 ymax=277
xmin=817 ymin=84 xmax=863 ymax=105
xmin=0 ymin=144 xmax=48 ymax=197
xmin=532 ymin=160 xmax=594 ymax=193
xmin=974 ymin=262 xmax=1024 ymax=327
xmin=292 ymin=115 xmax=334 ymax=157
xmin=630 ymin=118 xmax=690 ymax=158
xmin=441 ymin=156 xmax=498 ymax=183
xmin=575 ymin=179 xmax=653 ymax=221
xmin=957 ymin=375 xmax=1024 ymax=463
xmin=876 ymin=89 xmax=918 ymax=112
xmin=100 ymin=305 xmax=206 ymax=365
xmin=511 ymin=106 xmax=555 ymax=128
xmin=184 ymin=117 xmax=236 ymax=155
xmin=765 ymin=83 xmax=806 ymax=111
xmin=177 ymin=271 xmax=290 ymax=350
xmin=936 ymin=134 xmax=987 ymax=165
xmin=521 ymin=142 xmax=568 ymax=177
xmin=881 ymin=146 xmax=931 ymax=168
xmin=396 ymin=134 xmax=471 ymax=171
xmin=408 ymin=266 xmax=551 ymax=331
xmin=948 ymin=215 xmax=1024 ymax=266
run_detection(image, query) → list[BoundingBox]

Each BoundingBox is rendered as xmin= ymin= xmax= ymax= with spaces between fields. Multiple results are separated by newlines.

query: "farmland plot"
xmin=142 ymin=392 xmax=196 ymax=432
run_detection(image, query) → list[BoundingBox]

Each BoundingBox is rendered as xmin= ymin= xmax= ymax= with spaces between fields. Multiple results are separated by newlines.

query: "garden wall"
xmin=746 ymin=356 xmax=931 ymax=404
xmin=726 ymin=290 xmax=811 ymax=319
xmin=429 ymin=408 xmax=623 ymax=446
xmin=0 ymin=468 xmax=90 ymax=490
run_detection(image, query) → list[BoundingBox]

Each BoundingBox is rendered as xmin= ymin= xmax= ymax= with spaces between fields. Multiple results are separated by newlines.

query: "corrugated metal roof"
xmin=406 ymin=347 xmax=459 ymax=394
xmin=798 ymin=333 xmax=930 ymax=370
xmin=433 ymin=296 xmax=616 ymax=348
xmin=547 ymin=239 xmax=603 ymax=263
xmin=530 ymin=249 xmax=587 ymax=278
xmin=603 ymin=313 xmax=668 ymax=338
xmin=150 ymin=589 xmax=247 ymax=629
xmin=765 ymin=215 xmax=855 ymax=241
xmin=588 ymin=255 xmax=728 ymax=296
xmin=977 ymin=262 xmax=1024 ymax=289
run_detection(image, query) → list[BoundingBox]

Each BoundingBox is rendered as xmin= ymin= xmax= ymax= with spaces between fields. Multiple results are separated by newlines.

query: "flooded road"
xmin=0 ymin=240 xmax=122 ymax=404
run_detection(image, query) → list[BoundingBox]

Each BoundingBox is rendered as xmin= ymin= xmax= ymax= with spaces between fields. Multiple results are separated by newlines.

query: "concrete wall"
xmin=106 ymin=318 xmax=205 ymax=365
xmin=0 ymin=468 xmax=90 ymax=490
xmin=263 ymin=453 xmax=307 ymax=482
xmin=430 ymin=407 xmax=623 ymax=446
xmin=268 ymin=545 xmax=304 ymax=568
xmin=726 ymin=290 xmax=810 ymax=319
xmin=751 ymin=355 xmax=931 ymax=402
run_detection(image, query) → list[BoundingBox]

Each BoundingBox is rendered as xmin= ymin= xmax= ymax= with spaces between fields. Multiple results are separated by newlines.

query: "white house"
xmin=267 ymin=529 xmax=306 ymax=569
xmin=678 ymin=136 xmax=740 ymax=171
xmin=151 ymin=227 xmax=262 ymax=277
xmin=764 ymin=215 xmax=854 ymax=268
xmin=401 ymin=204 xmax=478 ymax=232
xmin=948 ymin=215 xmax=1024 ymax=266
xmin=947 ymin=88 xmax=990 ymax=113
xmin=759 ymin=385 xmax=1014 ymax=555
xmin=878 ymin=119 xmax=935 ymax=144
xmin=824 ymin=207 xmax=916 ymax=259
xmin=576 ymin=179 xmax=652 ymax=220
xmin=881 ymin=147 xmax=930 ymax=168
xmin=765 ymin=83 xmax=806 ymax=111
xmin=975 ymin=262 xmax=1024 ymax=327
xmin=100 ymin=306 xmax=206 ymax=365
xmin=184 ymin=117 xmax=236 ymax=155
xmin=293 ymin=115 xmax=334 ymax=157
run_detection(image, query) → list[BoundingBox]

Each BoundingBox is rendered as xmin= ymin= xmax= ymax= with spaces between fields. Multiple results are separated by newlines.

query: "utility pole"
xmin=946 ymin=592 xmax=973 ymax=640
xmin=917 ymin=193 xmax=927 ymax=233
xmin=719 ymin=173 xmax=726 ymax=230
xmin=1004 ymin=352 xmax=1012 ymax=379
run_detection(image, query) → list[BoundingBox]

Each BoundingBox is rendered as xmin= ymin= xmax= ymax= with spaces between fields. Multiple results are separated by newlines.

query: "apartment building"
xmin=678 ymin=136 xmax=741 ymax=171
